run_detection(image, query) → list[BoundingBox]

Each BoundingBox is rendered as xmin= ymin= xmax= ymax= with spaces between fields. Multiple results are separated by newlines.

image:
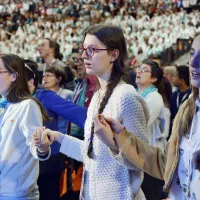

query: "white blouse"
xmin=169 ymin=98 xmax=200 ymax=200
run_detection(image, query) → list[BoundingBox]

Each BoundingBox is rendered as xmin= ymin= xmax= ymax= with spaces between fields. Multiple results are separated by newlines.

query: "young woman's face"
xmin=81 ymin=34 xmax=113 ymax=79
xmin=189 ymin=36 xmax=200 ymax=89
xmin=136 ymin=63 xmax=155 ymax=89
xmin=0 ymin=59 xmax=15 ymax=97
xmin=43 ymin=72 xmax=60 ymax=90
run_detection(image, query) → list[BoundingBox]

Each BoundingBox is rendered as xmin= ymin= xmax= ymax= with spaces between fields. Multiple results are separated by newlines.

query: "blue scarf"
xmin=140 ymin=85 xmax=157 ymax=98
xmin=0 ymin=98 xmax=9 ymax=109
xmin=0 ymin=98 xmax=9 ymax=139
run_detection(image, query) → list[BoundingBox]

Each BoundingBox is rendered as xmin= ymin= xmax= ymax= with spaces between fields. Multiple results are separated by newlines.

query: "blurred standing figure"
xmin=43 ymin=64 xmax=74 ymax=133
xmin=136 ymin=59 xmax=170 ymax=200
xmin=136 ymin=59 xmax=170 ymax=151
xmin=38 ymin=38 xmax=75 ymax=91
xmin=66 ymin=55 xmax=96 ymax=200
xmin=163 ymin=66 xmax=177 ymax=92
xmin=169 ymin=65 xmax=191 ymax=138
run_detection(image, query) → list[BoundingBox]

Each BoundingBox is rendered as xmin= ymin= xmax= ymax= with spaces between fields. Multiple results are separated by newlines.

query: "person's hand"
xmin=103 ymin=116 xmax=125 ymax=135
xmin=32 ymin=127 xmax=53 ymax=152
xmin=41 ymin=128 xmax=64 ymax=144
xmin=94 ymin=114 xmax=119 ymax=151
xmin=192 ymin=149 xmax=200 ymax=171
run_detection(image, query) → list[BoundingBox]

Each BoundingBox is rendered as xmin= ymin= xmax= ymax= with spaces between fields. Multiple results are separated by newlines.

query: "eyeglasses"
xmin=136 ymin=67 xmax=152 ymax=74
xmin=78 ymin=46 xmax=108 ymax=57
xmin=43 ymin=74 xmax=55 ymax=78
xmin=0 ymin=71 xmax=9 ymax=74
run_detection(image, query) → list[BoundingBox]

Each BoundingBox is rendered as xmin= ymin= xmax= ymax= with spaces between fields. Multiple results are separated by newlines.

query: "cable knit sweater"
xmin=60 ymin=83 xmax=149 ymax=200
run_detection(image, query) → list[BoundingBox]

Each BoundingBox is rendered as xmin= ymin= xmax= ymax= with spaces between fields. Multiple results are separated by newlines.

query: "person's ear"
xmin=110 ymin=49 xmax=119 ymax=62
xmin=151 ymin=77 xmax=158 ymax=84
xmin=56 ymin=76 xmax=62 ymax=84
xmin=11 ymin=72 xmax=17 ymax=83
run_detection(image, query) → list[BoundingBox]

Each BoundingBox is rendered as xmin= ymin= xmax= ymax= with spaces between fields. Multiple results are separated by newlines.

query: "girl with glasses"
xmin=0 ymin=54 xmax=51 ymax=200
xmin=33 ymin=24 xmax=149 ymax=200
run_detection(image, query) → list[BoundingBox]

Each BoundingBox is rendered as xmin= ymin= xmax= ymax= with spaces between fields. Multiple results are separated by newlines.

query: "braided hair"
xmin=84 ymin=24 xmax=128 ymax=158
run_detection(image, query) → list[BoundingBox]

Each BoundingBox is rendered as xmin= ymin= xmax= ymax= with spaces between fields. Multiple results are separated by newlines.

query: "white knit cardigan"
xmin=60 ymin=83 xmax=149 ymax=200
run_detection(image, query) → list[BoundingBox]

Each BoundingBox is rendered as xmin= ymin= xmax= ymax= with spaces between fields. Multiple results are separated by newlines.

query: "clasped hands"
xmin=93 ymin=114 xmax=125 ymax=152
xmin=32 ymin=127 xmax=64 ymax=153
xmin=94 ymin=114 xmax=200 ymax=172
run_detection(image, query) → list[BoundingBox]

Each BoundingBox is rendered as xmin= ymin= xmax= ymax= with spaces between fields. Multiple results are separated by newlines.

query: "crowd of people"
xmin=0 ymin=0 xmax=200 ymax=65
xmin=0 ymin=1 xmax=200 ymax=200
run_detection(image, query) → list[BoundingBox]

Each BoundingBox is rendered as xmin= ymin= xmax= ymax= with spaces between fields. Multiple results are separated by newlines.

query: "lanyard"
xmin=73 ymin=82 xmax=84 ymax=103
xmin=176 ymin=92 xmax=188 ymax=109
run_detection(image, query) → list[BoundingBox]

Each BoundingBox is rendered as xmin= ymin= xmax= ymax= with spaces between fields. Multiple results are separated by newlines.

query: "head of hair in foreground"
xmin=0 ymin=54 xmax=49 ymax=121
xmin=82 ymin=24 xmax=128 ymax=157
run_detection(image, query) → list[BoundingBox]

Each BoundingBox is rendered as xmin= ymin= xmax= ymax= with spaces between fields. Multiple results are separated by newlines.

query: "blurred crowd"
xmin=0 ymin=1 xmax=198 ymax=200
xmin=0 ymin=0 xmax=200 ymax=66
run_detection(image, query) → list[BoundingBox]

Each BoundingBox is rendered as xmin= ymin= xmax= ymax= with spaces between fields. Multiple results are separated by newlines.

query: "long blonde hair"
xmin=183 ymin=87 xmax=199 ymax=136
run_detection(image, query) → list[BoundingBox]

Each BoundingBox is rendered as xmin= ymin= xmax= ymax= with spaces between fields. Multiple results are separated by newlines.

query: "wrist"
xmin=37 ymin=147 xmax=50 ymax=157
xmin=116 ymin=126 xmax=125 ymax=135
xmin=56 ymin=132 xmax=64 ymax=143
xmin=37 ymin=146 xmax=49 ymax=153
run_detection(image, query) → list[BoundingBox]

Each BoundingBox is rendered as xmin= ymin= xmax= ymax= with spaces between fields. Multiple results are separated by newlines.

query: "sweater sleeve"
xmin=19 ymin=99 xmax=51 ymax=161
xmin=115 ymin=130 xmax=166 ymax=180
xmin=59 ymin=134 xmax=85 ymax=162
xmin=120 ymin=86 xmax=149 ymax=142
xmin=35 ymin=89 xmax=87 ymax=128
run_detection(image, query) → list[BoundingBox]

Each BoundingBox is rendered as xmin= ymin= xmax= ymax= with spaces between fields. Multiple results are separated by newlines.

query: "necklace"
xmin=140 ymin=85 xmax=157 ymax=98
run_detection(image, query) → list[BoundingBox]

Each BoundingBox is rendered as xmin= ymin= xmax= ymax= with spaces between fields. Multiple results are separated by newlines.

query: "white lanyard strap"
xmin=176 ymin=92 xmax=188 ymax=109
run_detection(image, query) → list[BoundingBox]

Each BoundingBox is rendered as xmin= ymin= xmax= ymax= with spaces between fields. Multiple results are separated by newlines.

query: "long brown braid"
xmin=87 ymin=60 xmax=127 ymax=158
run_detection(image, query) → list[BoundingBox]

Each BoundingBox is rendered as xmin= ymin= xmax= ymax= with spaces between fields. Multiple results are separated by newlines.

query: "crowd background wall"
xmin=0 ymin=0 xmax=200 ymax=67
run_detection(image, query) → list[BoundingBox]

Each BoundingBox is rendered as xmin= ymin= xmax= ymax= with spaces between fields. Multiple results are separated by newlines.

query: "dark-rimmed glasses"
xmin=79 ymin=46 xmax=108 ymax=57
xmin=136 ymin=67 xmax=152 ymax=74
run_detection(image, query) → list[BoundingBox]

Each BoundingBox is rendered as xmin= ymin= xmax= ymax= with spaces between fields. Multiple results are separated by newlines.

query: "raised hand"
xmin=103 ymin=117 xmax=125 ymax=135
xmin=94 ymin=114 xmax=119 ymax=151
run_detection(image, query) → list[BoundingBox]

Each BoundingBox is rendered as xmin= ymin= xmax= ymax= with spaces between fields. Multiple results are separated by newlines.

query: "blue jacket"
xmin=35 ymin=89 xmax=87 ymax=173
